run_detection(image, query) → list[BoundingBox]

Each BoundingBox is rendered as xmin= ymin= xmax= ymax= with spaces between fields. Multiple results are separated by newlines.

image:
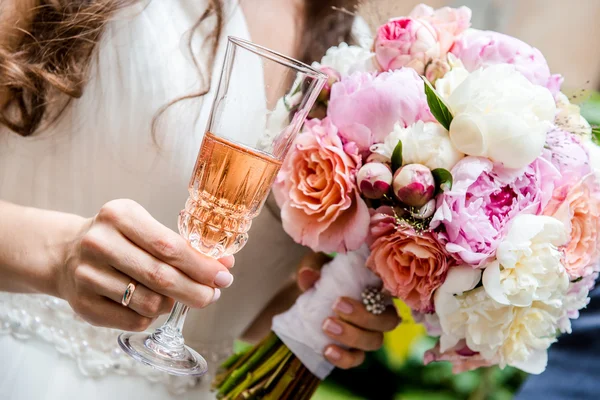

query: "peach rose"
xmin=367 ymin=210 xmax=451 ymax=312
xmin=544 ymin=174 xmax=600 ymax=279
xmin=273 ymin=118 xmax=370 ymax=253
xmin=424 ymin=340 xmax=494 ymax=374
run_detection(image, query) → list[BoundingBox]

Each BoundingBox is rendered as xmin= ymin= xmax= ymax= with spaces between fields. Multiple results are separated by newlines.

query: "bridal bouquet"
xmin=214 ymin=3 xmax=600 ymax=398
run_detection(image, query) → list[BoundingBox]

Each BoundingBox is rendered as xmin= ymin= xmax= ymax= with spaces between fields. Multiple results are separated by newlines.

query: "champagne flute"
xmin=117 ymin=37 xmax=326 ymax=376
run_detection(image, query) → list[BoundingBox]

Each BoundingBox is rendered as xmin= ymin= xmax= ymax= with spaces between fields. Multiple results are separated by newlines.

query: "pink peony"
xmin=544 ymin=174 xmax=600 ymax=279
xmin=431 ymin=156 xmax=559 ymax=267
xmin=328 ymin=69 xmax=434 ymax=153
xmin=409 ymin=4 xmax=472 ymax=54
xmin=543 ymin=128 xmax=592 ymax=188
xmin=367 ymin=209 xmax=451 ymax=313
xmin=374 ymin=17 xmax=440 ymax=74
xmin=273 ymin=118 xmax=370 ymax=253
xmin=451 ymin=30 xmax=563 ymax=95
xmin=424 ymin=340 xmax=494 ymax=374
xmin=374 ymin=5 xmax=471 ymax=74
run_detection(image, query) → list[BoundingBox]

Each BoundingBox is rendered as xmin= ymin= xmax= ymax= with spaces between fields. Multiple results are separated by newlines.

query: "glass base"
xmin=118 ymin=332 xmax=208 ymax=377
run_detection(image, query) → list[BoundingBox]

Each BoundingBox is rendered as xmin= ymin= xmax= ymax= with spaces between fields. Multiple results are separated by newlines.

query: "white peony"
xmin=555 ymin=92 xmax=592 ymax=138
xmin=435 ymin=54 xmax=470 ymax=99
xmin=446 ymin=64 xmax=556 ymax=169
xmin=433 ymin=265 xmax=482 ymax=352
xmin=482 ymin=214 xmax=570 ymax=307
xmin=436 ymin=270 xmax=564 ymax=374
xmin=312 ymin=42 xmax=376 ymax=76
xmin=370 ymin=121 xmax=464 ymax=170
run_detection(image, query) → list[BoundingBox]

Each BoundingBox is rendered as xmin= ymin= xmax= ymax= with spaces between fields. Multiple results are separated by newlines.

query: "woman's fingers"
xmin=296 ymin=252 xmax=330 ymax=291
xmin=95 ymin=200 xmax=235 ymax=285
xmin=322 ymin=317 xmax=384 ymax=352
xmin=79 ymin=228 xmax=220 ymax=308
xmin=323 ymin=345 xmax=365 ymax=370
xmin=332 ymin=297 xmax=401 ymax=333
xmin=72 ymin=295 xmax=156 ymax=332
xmin=76 ymin=264 xmax=174 ymax=318
xmin=297 ymin=267 xmax=321 ymax=292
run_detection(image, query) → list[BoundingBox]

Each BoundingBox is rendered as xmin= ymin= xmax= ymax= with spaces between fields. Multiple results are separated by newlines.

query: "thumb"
xmin=297 ymin=267 xmax=321 ymax=292
xmin=297 ymin=252 xmax=331 ymax=292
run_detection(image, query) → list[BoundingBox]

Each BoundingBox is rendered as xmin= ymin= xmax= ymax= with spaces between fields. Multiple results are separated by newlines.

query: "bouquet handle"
xmin=272 ymin=245 xmax=381 ymax=380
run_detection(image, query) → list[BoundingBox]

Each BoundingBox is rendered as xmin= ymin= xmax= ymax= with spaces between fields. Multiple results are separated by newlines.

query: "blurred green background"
xmin=310 ymin=94 xmax=600 ymax=400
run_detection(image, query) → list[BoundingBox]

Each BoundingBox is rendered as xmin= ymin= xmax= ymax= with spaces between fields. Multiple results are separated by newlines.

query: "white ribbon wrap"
xmin=271 ymin=246 xmax=382 ymax=379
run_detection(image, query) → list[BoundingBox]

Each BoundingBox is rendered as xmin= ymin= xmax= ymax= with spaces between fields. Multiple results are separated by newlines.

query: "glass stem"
xmin=151 ymin=302 xmax=189 ymax=350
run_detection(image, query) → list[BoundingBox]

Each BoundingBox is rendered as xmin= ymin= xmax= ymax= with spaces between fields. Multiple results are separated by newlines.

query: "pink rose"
xmin=409 ymin=4 xmax=472 ymax=53
xmin=431 ymin=156 xmax=559 ymax=267
xmin=328 ymin=69 xmax=434 ymax=153
xmin=424 ymin=340 xmax=494 ymax=374
xmin=367 ymin=209 xmax=451 ymax=313
xmin=273 ymin=118 xmax=370 ymax=253
xmin=374 ymin=18 xmax=440 ymax=74
xmin=543 ymin=128 xmax=592 ymax=188
xmin=544 ymin=174 xmax=600 ymax=279
xmin=451 ymin=30 xmax=563 ymax=95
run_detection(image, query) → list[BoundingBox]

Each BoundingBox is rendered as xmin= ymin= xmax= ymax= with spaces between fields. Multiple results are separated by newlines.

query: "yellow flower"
xmin=384 ymin=299 xmax=426 ymax=367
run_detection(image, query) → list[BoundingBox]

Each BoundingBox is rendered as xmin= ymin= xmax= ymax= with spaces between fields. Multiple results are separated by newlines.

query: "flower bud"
xmin=318 ymin=66 xmax=342 ymax=103
xmin=393 ymin=164 xmax=435 ymax=207
xmin=357 ymin=162 xmax=393 ymax=199
xmin=425 ymin=59 xmax=451 ymax=84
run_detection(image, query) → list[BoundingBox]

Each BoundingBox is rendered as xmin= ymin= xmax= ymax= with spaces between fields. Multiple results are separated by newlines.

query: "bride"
xmin=0 ymin=0 xmax=400 ymax=399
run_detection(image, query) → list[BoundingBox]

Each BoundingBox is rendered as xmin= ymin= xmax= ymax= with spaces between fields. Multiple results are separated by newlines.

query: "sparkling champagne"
xmin=178 ymin=132 xmax=282 ymax=258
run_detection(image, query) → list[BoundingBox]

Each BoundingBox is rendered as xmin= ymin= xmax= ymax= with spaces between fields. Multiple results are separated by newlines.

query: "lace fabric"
xmin=0 ymin=293 xmax=233 ymax=394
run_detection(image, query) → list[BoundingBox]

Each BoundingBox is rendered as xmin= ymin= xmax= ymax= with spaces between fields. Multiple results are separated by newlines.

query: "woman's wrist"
xmin=0 ymin=200 xmax=89 ymax=297
xmin=43 ymin=210 xmax=90 ymax=298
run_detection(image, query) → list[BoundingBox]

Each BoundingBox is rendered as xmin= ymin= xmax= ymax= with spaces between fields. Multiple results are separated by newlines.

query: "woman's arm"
xmin=0 ymin=199 xmax=234 ymax=331
xmin=0 ymin=200 xmax=84 ymax=296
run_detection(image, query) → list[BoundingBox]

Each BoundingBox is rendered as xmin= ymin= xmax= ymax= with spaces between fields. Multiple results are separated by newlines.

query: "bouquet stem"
xmin=213 ymin=333 xmax=320 ymax=400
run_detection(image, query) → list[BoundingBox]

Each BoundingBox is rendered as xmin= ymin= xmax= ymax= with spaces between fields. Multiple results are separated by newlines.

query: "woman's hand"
xmin=297 ymin=252 xmax=401 ymax=370
xmin=57 ymin=199 xmax=235 ymax=332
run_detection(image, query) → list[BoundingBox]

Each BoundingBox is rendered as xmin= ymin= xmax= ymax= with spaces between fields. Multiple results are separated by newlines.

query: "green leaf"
xmin=581 ymin=91 xmax=600 ymax=126
xmin=391 ymin=140 xmax=403 ymax=172
xmin=432 ymin=168 xmax=453 ymax=195
xmin=592 ymin=126 xmax=600 ymax=146
xmin=422 ymin=77 xmax=454 ymax=131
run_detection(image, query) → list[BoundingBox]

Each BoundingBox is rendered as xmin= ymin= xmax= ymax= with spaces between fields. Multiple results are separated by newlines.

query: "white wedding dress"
xmin=0 ymin=1 xmax=308 ymax=399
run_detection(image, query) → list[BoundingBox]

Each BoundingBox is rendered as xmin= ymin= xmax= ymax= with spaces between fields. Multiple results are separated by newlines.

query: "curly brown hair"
xmin=0 ymin=0 xmax=358 ymax=137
